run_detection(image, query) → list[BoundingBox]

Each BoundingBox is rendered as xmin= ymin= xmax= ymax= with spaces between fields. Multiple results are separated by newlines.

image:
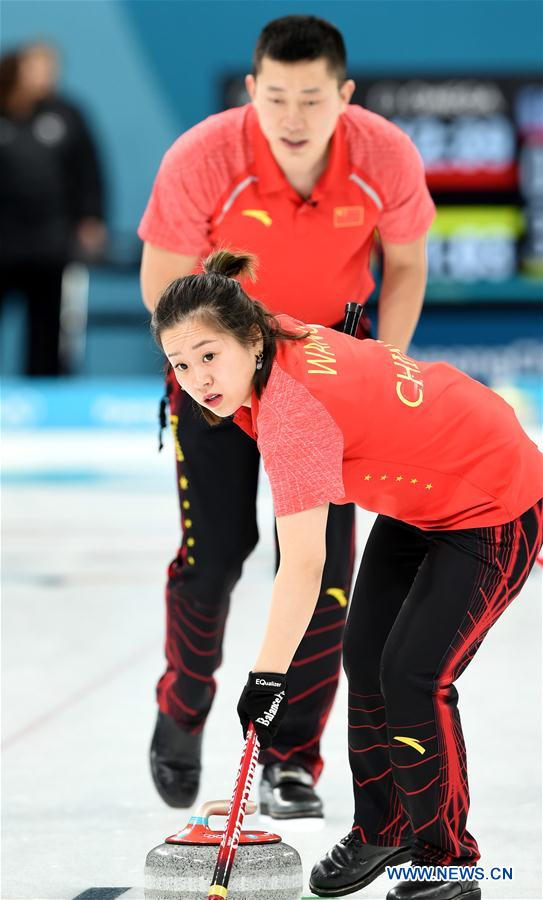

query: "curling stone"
xmin=145 ymin=799 xmax=303 ymax=900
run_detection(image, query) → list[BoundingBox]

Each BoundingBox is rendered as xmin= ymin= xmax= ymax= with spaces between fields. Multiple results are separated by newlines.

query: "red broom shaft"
xmin=208 ymin=723 xmax=260 ymax=899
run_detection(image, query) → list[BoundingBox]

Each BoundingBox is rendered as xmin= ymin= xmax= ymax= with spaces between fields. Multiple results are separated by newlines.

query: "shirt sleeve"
xmin=138 ymin=127 xmax=217 ymax=256
xmin=377 ymin=129 xmax=436 ymax=244
xmin=257 ymin=366 xmax=346 ymax=517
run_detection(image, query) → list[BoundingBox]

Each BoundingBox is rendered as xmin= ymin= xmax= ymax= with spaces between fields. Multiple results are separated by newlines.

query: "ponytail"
xmin=202 ymin=248 xmax=257 ymax=281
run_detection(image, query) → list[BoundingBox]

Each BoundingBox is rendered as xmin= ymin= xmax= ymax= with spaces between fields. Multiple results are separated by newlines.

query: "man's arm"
xmin=377 ymin=234 xmax=428 ymax=354
xmin=140 ymin=242 xmax=199 ymax=312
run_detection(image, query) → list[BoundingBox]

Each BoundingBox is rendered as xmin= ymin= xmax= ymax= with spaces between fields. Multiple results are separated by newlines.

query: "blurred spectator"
xmin=0 ymin=42 xmax=106 ymax=375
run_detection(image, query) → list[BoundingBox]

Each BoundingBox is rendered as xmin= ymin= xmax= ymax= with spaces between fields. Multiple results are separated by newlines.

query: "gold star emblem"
xmin=180 ymin=476 xmax=189 ymax=490
xmin=380 ymin=474 xmax=388 ymax=481
xmin=185 ymin=518 xmax=193 ymax=528
xmin=183 ymin=500 xmax=190 ymax=510
xmin=425 ymin=483 xmax=433 ymax=491
xmin=396 ymin=475 xmax=403 ymax=482
xmin=364 ymin=474 xmax=372 ymax=481
xmin=410 ymin=478 xmax=418 ymax=485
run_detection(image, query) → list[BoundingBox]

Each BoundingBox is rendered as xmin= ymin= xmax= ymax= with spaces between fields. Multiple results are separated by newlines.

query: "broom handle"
xmin=208 ymin=723 xmax=260 ymax=899
xmin=343 ymin=301 xmax=365 ymax=337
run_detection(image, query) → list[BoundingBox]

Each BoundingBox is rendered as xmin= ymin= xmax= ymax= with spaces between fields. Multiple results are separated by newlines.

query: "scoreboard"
xmin=356 ymin=77 xmax=542 ymax=283
xmin=223 ymin=76 xmax=543 ymax=287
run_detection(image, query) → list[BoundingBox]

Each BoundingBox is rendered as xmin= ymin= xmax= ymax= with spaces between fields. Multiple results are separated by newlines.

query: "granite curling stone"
xmin=144 ymin=799 xmax=303 ymax=900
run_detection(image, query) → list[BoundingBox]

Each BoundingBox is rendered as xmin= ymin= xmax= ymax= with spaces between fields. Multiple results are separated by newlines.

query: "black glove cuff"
xmin=248 ymin=671 xmax=287 ymax=691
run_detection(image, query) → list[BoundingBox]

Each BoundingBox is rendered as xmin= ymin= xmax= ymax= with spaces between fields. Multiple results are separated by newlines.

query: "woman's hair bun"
xmin=202 ymin=248 xmax=256 ymax=281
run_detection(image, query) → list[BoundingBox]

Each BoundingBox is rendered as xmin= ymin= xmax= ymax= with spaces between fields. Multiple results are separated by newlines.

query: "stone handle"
xmin=196 ymin=799 xmax=258 ymax=820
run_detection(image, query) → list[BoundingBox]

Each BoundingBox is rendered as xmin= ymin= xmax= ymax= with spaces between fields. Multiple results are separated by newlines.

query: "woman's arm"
xmin=253 ymin=503 xmax=329 ymax=673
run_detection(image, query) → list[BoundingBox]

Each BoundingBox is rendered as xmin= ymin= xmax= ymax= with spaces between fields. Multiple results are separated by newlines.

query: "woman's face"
xmin=161 ymin=317 xmax=263 ymax=417
xmin=18 ymin=46 xmax=58 ymax=100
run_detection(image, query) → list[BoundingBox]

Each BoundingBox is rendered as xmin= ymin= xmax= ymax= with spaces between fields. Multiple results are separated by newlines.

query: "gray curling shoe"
xmin=259 ymin=762 xmax=324 ymax=819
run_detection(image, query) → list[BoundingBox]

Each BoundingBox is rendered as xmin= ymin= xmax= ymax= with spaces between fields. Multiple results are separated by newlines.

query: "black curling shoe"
xmin=310 ymin=830 xmax=412 ymax=897
xmin=386 ymin=879 xmax=481 ymax=899
xmin=259 ymin=763 xmax=323 ymax=819
xmin=149 ymin=711 xmax=203 ymax=808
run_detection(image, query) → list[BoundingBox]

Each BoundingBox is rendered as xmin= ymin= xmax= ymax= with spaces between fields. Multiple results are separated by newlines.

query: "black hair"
xmin=253 ymin=15 xmax=347 ymax=82
xmin=0 ymin=50 xmax=20 ymax=110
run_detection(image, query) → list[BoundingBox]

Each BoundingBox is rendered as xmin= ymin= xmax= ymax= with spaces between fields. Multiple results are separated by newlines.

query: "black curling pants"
xmin=0 ymin=264 xmax=65 ymax=376
xmin=157 ymin=379 xmax=356 ymax=781
xmin=343 ymin=500 xmax=543 ymax=865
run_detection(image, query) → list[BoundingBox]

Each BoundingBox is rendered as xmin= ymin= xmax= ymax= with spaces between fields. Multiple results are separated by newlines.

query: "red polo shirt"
xmin=138 ymin=104 xmax=435 ymax=325
xmin=233 ymin=316 xmax=543 ymax=530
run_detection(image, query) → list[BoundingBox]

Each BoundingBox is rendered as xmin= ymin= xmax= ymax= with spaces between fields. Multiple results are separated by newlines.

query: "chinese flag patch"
xmin=333 ymin=206 xmax=365 ymax=228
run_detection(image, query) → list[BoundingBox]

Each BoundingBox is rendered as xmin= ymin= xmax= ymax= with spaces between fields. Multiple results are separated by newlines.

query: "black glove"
xmin=237 ymin=671 xmax=288 ymax=749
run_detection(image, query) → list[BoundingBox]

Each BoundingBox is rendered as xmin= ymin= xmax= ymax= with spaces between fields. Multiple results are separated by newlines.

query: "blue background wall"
xmin=3 ymin=0 xmax=542 ymax=232
xmin=1 ymin=0 xmax=542 ymax=379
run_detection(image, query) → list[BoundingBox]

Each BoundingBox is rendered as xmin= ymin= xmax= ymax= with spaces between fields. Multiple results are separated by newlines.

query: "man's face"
xmin=246 ymin=57 xmax=354 ymax=174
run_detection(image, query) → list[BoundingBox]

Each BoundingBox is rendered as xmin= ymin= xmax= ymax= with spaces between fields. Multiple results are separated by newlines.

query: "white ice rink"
xmin=2 ymin=428 xmax=542 ymax=900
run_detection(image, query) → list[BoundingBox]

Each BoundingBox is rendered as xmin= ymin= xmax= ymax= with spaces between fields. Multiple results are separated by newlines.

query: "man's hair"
xmin=253 ymin=15 xmax=347 ymax=82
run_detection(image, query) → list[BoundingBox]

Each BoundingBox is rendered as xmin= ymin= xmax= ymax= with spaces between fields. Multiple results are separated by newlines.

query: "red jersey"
xmin=233 ymin=316 xmax=543 ymax=530
xmin=138 ymin=104 xmax=435 ymax=325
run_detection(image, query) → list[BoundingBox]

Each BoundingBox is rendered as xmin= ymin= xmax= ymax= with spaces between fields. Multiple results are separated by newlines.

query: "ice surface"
xmin=2 ymin=429 xmax=541 ymax=899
